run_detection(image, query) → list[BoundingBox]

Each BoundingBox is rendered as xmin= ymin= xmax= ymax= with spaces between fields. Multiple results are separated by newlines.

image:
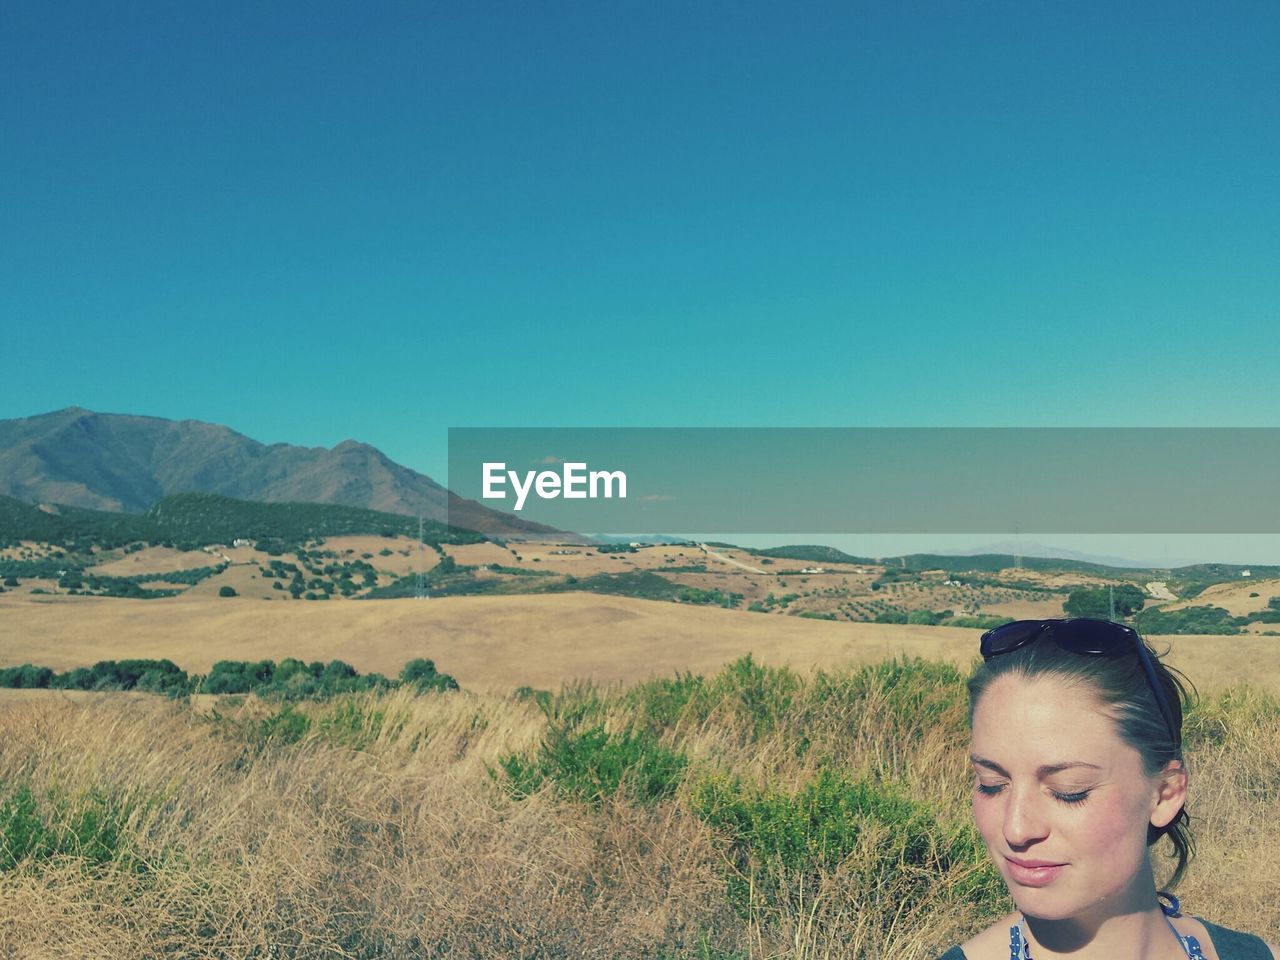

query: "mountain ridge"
xmin=0 ymin=408 xmax=568 ymax=540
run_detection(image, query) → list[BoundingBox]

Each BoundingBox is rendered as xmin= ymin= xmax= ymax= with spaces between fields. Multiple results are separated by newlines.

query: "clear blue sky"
xmin=3 ymin=2 xmax=1278 ymax=497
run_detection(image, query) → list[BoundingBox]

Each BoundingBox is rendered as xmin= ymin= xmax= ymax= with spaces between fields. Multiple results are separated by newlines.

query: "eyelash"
xmin=975 ymin=783 xmax=1092 ymax=806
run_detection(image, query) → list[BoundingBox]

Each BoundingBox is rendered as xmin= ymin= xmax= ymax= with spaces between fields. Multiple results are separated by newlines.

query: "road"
xmin=697 ymin=543 xmax=768 ymax=575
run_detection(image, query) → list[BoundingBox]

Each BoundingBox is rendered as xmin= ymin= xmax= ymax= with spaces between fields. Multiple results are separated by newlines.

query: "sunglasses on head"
xmin=979 ymin=618 xmax=1179 ymax=742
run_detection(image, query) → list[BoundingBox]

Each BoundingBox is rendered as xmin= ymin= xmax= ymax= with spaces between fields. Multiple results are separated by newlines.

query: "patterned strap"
xmin=1008 ymin=917 xmax=1204 ymax=959
xmin=1173 ymin=924 xmax=1207 ymax=960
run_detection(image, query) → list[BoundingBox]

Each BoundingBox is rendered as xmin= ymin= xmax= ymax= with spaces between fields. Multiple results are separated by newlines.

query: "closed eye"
xmin=975 ymin=782 xmax=1092 ymax=806
xmin=1052 ymin=790 xmax=1090 ymax=805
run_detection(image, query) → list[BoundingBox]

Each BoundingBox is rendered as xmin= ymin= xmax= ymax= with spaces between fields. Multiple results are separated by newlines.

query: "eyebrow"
xmin=970 ymin=756 xmax=1104 ymax=777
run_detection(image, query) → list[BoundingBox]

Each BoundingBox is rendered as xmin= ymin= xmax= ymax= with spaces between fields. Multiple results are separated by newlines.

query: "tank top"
xmin=1006 ymin=914 xmax=1203 ymax=958
xmin=936 ymin=916 xmax=1273 ymax=960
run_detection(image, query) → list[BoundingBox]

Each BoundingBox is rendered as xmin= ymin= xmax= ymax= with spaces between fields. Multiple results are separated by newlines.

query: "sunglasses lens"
xmin=1051 ymin=618 xmax=1137 ymax=656
xmin=980 ymin=620 xmax=1047 ymax=659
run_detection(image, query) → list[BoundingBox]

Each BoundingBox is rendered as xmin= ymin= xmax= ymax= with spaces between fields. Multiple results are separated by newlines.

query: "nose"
xmin=1003 ymin=785 xmax=1051 ymax=848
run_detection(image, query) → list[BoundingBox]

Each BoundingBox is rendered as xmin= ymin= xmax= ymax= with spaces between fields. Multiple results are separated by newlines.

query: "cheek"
xmin=1076 ymin=791 xmax=1151 ymax=855
xmin=972 ymin=792 xmax=1001 ymax=845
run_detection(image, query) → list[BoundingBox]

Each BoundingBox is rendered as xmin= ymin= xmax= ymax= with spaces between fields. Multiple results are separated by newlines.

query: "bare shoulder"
xmin=1266 ymin=941 xmax=1279 ymax=960
xmin=958 ymin=911 xmax=1020 ymax=960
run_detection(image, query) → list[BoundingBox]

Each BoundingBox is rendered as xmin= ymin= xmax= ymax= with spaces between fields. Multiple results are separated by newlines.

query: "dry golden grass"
xmin=1 ymin=654 xmax=1277 ymax=959
xmin=89 ymin=546 xmax=222 ymax=577
xmin=0 ymin=688 xmax=739 ymax=959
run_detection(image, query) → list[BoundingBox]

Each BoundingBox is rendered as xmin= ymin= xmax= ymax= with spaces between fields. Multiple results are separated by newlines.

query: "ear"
xmin=1150 ymin=759 xmax=1188 ymax=829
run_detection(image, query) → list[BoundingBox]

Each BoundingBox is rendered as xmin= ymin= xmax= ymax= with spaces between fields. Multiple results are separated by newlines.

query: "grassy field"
xmin=3 ymin=587 xmax=1279 ymax=958
xmin=1 ymin=652 xmax=1278 ymax=959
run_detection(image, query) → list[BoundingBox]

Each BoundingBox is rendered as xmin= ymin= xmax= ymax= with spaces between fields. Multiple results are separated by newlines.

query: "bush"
xmin=691 ymin=768 xmax=994 ymax=920
xmin=218 ymin=585 xmax=238 ymax=598
xmin=0 ymin=665 xmax=54 ymax=689
xmin=499 ymin=723 xmax=687 ymax=806
xmin=944 ymin=614 xmax=1014 ymax=629
xmin=907 ymin=609 xmax=946 ymax=625
xmin=1135 ymin=605 xmax=1238 ymax=635
xmin=703 ymin=655 xmax=802 ymax=741
xmin=399 ymin=658 xmax=459 ymax=693
xmin=0 ymin=781 xmax=144 ymax=871
xmin=625 ymin=672 xmax=704 ymax=735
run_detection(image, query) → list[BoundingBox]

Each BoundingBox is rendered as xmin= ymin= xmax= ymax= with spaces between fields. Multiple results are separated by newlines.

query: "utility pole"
xmin=415 ymin=515 xmax=429 ymax=600
xmin=1109 ymin=583 xmax=1115 ymax=620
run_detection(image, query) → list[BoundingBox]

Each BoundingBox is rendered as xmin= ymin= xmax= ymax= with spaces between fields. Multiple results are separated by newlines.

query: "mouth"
xmin=1004 ymin=856 xmax=1067 ymax=887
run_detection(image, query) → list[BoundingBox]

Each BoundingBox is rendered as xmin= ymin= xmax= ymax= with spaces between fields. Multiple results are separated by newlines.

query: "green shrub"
xmin=625 ymin=672 xmax=705 ymax=735
xmin=314 ymin=700 xmax=384 ymax=750
xmin=944 ymin=614 xmax=1014 ymax=629
xmin=1135 ymin=605 xmax=1238 ymax=635
xmin=254 ymin=703 xmax=311 ymax=747
xmin=0 ymin=781 xmax=149 ymax=872
xmin=907 ymin=609 xmax=949 ymax=625
xmin=874 ymin=609 xmax=908 ymax=624
xmin=399 ymin=658 xmax=459 ymax=693
xmin=513 ymin=686 xmax=553 ymax=712
xmin=0 ymin=664 xmax=54 ymax=689
xmin=499 ymin=724 xmax=686 ymax=806
xmin=690 ymin=768 xmax=995 ymax=920
xmin=702 ymin=655 xmax=802 ymax=741
xmin=218 ymin=585 xmax=238 ymax=598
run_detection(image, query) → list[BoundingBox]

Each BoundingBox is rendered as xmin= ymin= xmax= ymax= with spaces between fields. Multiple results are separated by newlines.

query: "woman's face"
xmin=970 ymin=673 xmax=1174 ymax=921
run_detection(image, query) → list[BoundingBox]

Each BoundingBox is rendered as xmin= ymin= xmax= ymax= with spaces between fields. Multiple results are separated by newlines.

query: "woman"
xmin=938 ymin=618 xmax=1276 ymax=960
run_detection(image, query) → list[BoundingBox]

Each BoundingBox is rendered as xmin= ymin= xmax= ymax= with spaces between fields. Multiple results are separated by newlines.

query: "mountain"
xmin=0 ymin=408 xmax=569 ymax=540
xmin=946 ymin=540 xmax=1200 ymax=570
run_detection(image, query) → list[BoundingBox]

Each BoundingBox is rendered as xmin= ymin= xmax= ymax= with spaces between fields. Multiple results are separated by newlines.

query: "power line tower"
xmin=414 ymin=515 xmax=429 ymax=600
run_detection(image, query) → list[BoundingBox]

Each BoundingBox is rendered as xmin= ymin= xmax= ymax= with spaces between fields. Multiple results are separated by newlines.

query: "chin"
xmin=1005 ymin=883 xmax=1080 ymax=922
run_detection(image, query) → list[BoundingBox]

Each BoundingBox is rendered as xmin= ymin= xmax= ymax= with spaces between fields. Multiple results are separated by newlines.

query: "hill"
xmin=0 ymin=492 xmax=483 ymax=552
xmin=0 ymin=408 xmax=567 ymax=540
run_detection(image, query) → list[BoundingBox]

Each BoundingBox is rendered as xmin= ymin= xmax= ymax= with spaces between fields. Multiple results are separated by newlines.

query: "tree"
xmin=1063 ymin=585 xmax=1145 ymax=620
xmin=218 ymin=585 xmax=238 ymax=598
xmin=400 ymin=658 xmax=459 ymax=692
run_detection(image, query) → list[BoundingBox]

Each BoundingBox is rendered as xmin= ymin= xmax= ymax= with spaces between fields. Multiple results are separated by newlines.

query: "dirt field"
xmin=3 ymin=591 xmax=1277 ymax=696
xmin=1164 ymin=577 xmax=1280 ymax=615
xmin=89 ymin=545 xmax=224 ymax=576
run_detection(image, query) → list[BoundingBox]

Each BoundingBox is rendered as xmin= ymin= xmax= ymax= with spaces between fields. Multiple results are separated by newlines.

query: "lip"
xmin=1004 ymin=856 xmax=1066 ymax=887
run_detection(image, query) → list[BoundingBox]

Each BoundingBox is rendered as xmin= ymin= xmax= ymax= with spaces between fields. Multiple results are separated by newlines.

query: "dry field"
xmin=89 ymin=546 xmax=225 ymax=577
xmin=1164 ymin=577 xmax=1280 ymax=616
xmin=6 ymin=536 xmax=1187 ymax=630
xmin=3 ymin=591 xmax=1279 ymax=696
